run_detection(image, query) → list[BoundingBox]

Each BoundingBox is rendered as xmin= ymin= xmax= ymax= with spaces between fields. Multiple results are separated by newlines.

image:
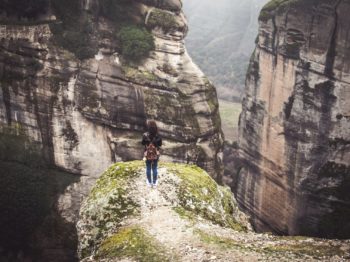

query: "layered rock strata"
xmin=235 ymin=0 xmax=350 ymax=238
xmin=0 ymin=0 xmax=223 ymax=259
xmin=0 ymin=0 xmax=223 ymax=212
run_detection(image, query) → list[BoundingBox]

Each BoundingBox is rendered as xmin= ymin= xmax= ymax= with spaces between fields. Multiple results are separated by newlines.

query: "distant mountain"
xmin=183 ymin=0 xmax=269 ymax=101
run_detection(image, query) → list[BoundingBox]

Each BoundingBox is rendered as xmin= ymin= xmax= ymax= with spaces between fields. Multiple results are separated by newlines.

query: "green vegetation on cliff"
xmin=78 ymin=161 xmax=249 ymax=259
xmin=79 ymin=162 xmax=142 ymax=258
xmin=118 ymin=26 xmax=155 ymax=61
xmin=160 ymin=162 xmax=247 ymax=232
xmin=96 ymin=226 xmax=173 ymax=261
xmin=147 ymin=8 xmax=179 ymax=32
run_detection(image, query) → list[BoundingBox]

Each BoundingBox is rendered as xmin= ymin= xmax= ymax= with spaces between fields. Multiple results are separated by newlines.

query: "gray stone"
xmin=235 ymin=0 xmax=350 ymax=239
xmin=0 ymin=0 xmax=223 ymax=259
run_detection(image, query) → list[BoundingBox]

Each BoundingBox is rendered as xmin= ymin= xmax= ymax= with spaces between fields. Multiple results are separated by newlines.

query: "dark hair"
xmin=147 ymin=120 xmax=158 ymax=136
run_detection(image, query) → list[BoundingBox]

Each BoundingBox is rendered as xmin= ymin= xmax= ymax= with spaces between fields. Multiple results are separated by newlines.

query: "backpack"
xmin=146 ymin=142 xmax=158 ymax=161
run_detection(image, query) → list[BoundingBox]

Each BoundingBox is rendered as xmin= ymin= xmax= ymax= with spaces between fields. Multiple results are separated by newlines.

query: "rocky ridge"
xmin=235 ymin=0 xmax=350 ymax=238
xmin=77 ymin=161 xmax=350 ymax=261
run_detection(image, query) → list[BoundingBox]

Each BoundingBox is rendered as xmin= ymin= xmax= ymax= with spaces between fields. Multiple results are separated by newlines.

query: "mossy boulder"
xmin=77 ymin=161 xmax=250 ymax=260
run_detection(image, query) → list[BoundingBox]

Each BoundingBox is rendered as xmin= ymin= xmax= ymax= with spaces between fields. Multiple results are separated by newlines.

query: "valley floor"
xmin=218 ymin=100 xmax=241 ymax=142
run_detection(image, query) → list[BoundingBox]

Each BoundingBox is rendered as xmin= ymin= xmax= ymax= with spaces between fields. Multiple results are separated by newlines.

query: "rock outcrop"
xmin=235 ymin=0 xmax=350 ymax=238
xmin=77 ymin=161 xmax=350 ymax=262
xmin=0 ymin=0 xmax=223 ymax=259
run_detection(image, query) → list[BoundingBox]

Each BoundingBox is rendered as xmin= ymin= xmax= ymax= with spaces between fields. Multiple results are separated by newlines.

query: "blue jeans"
xmin=146 ymin=159 xmax=158 ymax=184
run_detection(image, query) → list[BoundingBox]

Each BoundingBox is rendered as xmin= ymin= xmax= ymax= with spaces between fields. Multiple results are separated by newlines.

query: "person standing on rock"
xmin=142 ymin=120 xmax=162 ymax=187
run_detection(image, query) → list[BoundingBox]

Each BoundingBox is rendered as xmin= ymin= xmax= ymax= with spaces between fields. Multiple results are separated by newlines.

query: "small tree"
xmin=118 ymin=26 xmax=155 ymax=61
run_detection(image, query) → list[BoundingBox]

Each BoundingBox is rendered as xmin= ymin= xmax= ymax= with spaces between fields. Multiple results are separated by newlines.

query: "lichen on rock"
xmin=77 ymin=161 xmax=250 ymax=260
xmin=95 ymin=226 xmax=173 ymax=261
xmin=78 ymin=161 xmax=350 ymax=262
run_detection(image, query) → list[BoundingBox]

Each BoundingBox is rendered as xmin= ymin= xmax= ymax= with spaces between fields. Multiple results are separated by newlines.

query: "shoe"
xmin=147 ymin=180 xmax=152 ymax=187
xmin=153 ymin=181 xmax=158 ymax=187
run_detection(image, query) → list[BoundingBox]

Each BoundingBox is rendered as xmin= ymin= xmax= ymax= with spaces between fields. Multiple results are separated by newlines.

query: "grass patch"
xmin=96 ymin=226 xmax=175 ymax=261
xmin=218 ymin=99 xmax=241 ymax=142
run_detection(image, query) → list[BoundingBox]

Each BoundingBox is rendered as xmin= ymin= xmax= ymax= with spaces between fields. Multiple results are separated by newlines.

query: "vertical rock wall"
xmin=0 ymin=0 xmax=224 ymax=259
xmin=235 ymin=0 xmax=350 ymax=238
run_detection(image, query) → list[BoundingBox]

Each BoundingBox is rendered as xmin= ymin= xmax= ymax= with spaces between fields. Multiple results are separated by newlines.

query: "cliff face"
xmin=235 ymin=0 xmax=350 ymax=238
xmin=0 ymin=0 xmax=223 ymax=208
xmin=0 ymin=0 xmax=223 ymax=259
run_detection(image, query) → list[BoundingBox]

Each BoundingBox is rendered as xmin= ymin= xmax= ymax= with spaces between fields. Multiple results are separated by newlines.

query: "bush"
xmin=147 ymin=9 xmax=178 ymax=33
xmin=118 ymin=26 xmax=155 ymax=61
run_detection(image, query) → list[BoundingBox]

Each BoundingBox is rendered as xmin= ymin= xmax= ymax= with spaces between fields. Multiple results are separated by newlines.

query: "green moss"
xmin=147 ymin=8 xmax=179 ymax=32
xmin=89 ymin=161 xmax=142 ymax=200
xmin=160 ymin=162 xmax=246 ymax=232
xmin=81 ymin=161 xmax=143 ymax=257
xmin=96 ymin=226 xmax=175 ymax=261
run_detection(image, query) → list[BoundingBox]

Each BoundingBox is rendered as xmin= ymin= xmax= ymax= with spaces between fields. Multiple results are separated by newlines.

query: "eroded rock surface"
xmin=77 ymin=161 xmax=350 ymax=262
xmin=235 ymin=0 xmax=350 ymax=238
xmin=0 ymin=0 xmax=223 ymax=259
xmin=0 ymin=0 xmax=223 ymax=223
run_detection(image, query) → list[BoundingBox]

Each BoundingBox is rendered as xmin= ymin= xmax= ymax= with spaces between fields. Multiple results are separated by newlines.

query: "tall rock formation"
xmin=0 ymin=0 xmax=223 ymax=259
xmin=235 ymin=0 xmax=350 ymax=239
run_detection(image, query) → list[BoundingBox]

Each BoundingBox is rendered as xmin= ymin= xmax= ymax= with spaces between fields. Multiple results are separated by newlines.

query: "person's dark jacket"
xmin=142 ymin=132 xmax=162 ymax=151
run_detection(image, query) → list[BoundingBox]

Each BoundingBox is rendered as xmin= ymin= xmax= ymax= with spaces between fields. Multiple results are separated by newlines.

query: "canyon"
xmin=0 ymin=0 xmax=223 ymax=260
xmin=0 ymin=0 xmax=350 ymax=261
